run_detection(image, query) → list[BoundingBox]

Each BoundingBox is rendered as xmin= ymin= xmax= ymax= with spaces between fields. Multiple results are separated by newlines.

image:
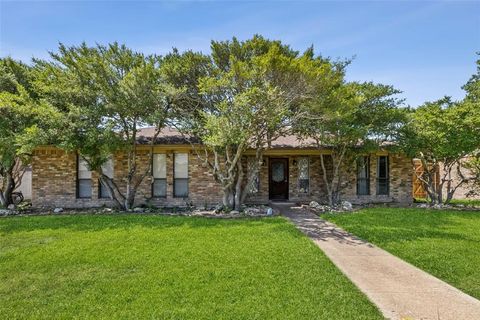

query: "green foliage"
xmin=294 ymin=67 xmax=405 ymax=205
xmin=0 ymin=58 xmax=56 ymax=206
xmin=34 ymin=43 xmax=172 ymax=209
xmin=401 ymin=98 xmax=479 ymax=161
xmin=34 ymin=42 xmax=170 ymax=167
xmin=323 ymin=207 xmax=480 ymax=299
xmin=0 ymin=215 xmax=382 ymax=319
xmin=163 ymin=35 xmax=348 ymax=209
xmin=400 ymin=56 xmax=480 ymax=203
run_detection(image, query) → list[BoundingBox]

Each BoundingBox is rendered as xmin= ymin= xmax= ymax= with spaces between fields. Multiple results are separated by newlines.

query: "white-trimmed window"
xmin=247 ymin=157 xmax=260 ymax=194
xmin=298 ymin=157 xmax=309 ymax=193
xmin=77 ymin=156 xmax=92 ymax=198
xmin=99 ymin=157 xmax=114 ymax=198
xmin=174 ymin=153 xmax=188 ymax=197
xmin=152 ymin=154 xmax=167 ymax=197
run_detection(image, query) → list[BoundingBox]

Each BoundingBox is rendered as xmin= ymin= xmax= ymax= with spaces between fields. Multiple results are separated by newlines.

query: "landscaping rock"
xmin=309 ymin=201 xmax=321 ymax=209
xmin=53 ymin=208 xmax=63 ymax=213
xmin=244 ymin=207 xmax=262 ymax=215
xmin=7 ymin=204 xmax=16 ymax=210
xmin=309 ymin=201 xmax=331 ymax=213
xmin=214 ymin=204 xmax=223 ymax=213
xmin=230 ymin=210 xmax=240 ymax=215
xmin=133 ymin=207 xmax=144 ymax=213
xmin=0 ymin=209 xmax=12 ymax=216
xmin=417 ymin=203 xmax=429 ymax=209
xmin=341 ymin=201 xmax=353 ymax=211
xmin=266 ymin=207 xmax=273 ymax=216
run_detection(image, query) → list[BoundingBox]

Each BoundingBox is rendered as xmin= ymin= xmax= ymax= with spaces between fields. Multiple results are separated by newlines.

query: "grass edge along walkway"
xmin=275 ymin=204 xmax=480 ymax=320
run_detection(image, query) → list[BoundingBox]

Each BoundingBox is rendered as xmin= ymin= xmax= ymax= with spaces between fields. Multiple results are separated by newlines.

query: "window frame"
xmin=376 ymin=155 xmax=390 ymax=196
xmin=356 ymin=156 xmax=370 ymax=196
xmin=173 ymin=153 xmax=189 ymax=198
xmin=297 ymin=157 xmax=310 ymax=194
xmin=152 ymin=153 xmax=167 ymax=198
xmin=76 ymin=154 xmax=92 ymax=199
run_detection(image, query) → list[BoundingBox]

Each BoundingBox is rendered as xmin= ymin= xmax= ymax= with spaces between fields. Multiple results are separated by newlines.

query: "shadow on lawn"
xmin=0 ymin=214 xmax=297 ymax=235
xmin=321 ymin=208 xmax=480 ymax=244
xmin=279 ymin=207 xmax=375 ymax=247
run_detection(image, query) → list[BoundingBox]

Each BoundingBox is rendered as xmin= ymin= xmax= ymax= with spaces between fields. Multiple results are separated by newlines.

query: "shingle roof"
xmin=137 ymin=127 xmax=317 ymax=149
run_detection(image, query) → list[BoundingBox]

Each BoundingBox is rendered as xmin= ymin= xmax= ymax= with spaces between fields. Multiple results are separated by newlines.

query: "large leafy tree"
xmin=163 ymin=36 xmax=338 ymax=210
xmin=295 ymin=79 xmax=405 ymax=206
xmin=0 ymin=58 xmax=56 ymax=207
xmin=464 ymin=55 xmax=480 ymax=197
xmin=34 ymin=43 xmax=172 ymax=210
xmin=401 ymin=55 xmax=480 ymax=204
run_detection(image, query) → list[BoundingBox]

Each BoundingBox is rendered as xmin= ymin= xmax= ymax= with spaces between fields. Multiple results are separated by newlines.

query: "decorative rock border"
xmin=0 ymin=205 xmax=279 ymax=219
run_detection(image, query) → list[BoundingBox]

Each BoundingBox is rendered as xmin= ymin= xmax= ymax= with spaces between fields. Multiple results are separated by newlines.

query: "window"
xmin=174 ymin=153 xmax=188 ymax=197
xmin=376 ymin=156 xmax=389 ymax=195
xmin=247 ymin=157 xmax=260 ymax=194
xmin=298 ymin=157 xmax=309 ymax=193
xmin=99 ymin=157 xmax=114 ymax=198
xmin=152 ymin=154 xmax=167 ymax=197
xmin=356 ymin=156 xmax=370 ymax=195
xmin=77 ymin=156 xmax=92 ymax=198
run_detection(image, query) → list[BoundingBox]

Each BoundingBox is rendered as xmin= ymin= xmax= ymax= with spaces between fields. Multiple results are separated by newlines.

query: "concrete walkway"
xmin=275 ymin=203 xmax=480 ymax=320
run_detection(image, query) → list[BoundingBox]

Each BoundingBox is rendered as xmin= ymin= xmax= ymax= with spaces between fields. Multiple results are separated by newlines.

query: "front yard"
xmin=322 ymin=207 xmax=480 ymax=299
xmin=0 ymin=214 xmax=381 ymax=319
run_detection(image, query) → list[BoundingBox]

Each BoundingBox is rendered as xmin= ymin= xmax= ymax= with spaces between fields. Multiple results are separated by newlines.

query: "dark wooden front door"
xmin=269 ymin=158 xmax=289 ymax=200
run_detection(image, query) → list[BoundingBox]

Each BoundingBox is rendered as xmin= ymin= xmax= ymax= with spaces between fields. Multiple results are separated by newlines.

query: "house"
xmin=16 ymin=166 xmax=32 ymax=200
xmin=31 ymin=128 xmax=413 ymax=208
xmin=412 ymin=158 xmax=480 ymax=200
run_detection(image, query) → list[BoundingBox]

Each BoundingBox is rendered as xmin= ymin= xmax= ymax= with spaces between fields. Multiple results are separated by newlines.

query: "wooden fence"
xmin=412 ymin=159 xmax=440 ymax=199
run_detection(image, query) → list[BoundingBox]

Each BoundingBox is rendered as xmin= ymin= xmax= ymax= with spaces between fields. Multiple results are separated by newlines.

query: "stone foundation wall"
xmin=32 ymin=148 xmax=413 ymax=208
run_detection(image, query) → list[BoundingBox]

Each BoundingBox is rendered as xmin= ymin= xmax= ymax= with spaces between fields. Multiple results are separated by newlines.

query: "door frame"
xmin=268 ymin=157 xmax=289 ymax=200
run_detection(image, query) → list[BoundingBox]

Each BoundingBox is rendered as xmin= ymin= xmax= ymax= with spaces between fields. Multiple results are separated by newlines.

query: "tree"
xmin=295 ymin=79 xmax=405 ymax=206
xmin=0 ymin=58 xmax=55 ymax=207
xmin=461 ymin=54 xmax=480 ymax=199
xmin=402 ymin=98 xmax=479 ymax=204
xmin=465 ymin=153 xmax=480 ymax=198
xmin=400 ymin=55 xmax=480 ymax=205
xmin=34 ymin=43 xmax=172 ymax=210
xmin=163 ymin=36 xmax=336 ymax=210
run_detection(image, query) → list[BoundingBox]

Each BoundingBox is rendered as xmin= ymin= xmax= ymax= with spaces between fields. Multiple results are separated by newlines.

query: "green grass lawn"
xmin=322 ymin=208 xmax=480 ymax=299
xmin=0 ymin=215 xmax=382 ymax=319
xmin=415 ymin=198 xmax=480 ymax=207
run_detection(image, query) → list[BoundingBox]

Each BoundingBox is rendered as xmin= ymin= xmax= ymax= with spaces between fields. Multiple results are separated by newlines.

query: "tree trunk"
xmin=0 ymin=166 xmax=16 ymax=207
xmin=98 ymin=173 xmax=124 ymax=210
xmin=234 ymin=160 xmax=243 ymax=211
xmin=125 ymin=181 xmax=136 ymax=211
xmin=320 ymin=154 xmax=334 ymax=207
xmin=222 ymin=187 xmax=234 ymax=209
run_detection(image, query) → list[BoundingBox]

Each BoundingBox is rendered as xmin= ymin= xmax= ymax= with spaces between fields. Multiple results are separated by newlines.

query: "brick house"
xmin=31 ymin=128 xmax=413 ymax=208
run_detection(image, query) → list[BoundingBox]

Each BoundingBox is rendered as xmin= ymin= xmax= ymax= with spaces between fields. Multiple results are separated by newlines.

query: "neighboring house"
xmin=16 ymin=166 xmax=32 ymax=200
xmin=412 ymin=158 xmax=479 ymax=200
xmin=31 ymin=128 xmax=413 ymax=208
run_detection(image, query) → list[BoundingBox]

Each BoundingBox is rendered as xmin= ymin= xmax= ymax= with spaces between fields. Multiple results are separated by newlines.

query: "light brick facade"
xmin=32 ymin=146 xmax=413 ymax=208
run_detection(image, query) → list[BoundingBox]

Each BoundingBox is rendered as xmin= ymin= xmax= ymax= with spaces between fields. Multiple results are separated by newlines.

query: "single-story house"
xmin=31 ymin=128 xmax=413 ymax=208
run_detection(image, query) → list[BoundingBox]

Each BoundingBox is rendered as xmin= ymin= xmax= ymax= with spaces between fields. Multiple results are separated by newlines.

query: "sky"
xmin=1 ymin=0 xmax=479 ymax=107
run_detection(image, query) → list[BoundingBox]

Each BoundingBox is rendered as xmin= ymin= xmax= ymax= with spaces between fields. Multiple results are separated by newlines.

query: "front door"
xmin=269 ymin=158 xmax=289 ymax=200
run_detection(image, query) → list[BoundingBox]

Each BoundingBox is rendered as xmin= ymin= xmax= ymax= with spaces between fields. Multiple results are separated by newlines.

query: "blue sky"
xmin=1 ymin=1 xmax=479 ymax=106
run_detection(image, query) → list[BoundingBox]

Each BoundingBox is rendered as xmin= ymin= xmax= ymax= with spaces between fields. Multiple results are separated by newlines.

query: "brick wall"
xmin=32 ymin=147 xmax=413 ymax=208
